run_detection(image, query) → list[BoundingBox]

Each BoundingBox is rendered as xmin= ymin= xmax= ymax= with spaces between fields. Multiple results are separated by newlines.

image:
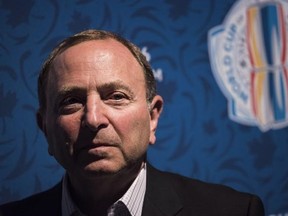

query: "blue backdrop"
xmin=0 ymin=0 xmax=287 ymax=215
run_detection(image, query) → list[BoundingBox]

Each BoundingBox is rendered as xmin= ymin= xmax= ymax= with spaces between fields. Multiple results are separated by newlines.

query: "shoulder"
xmin=146 ymin=164 xmax=264 ymax=215
xmin=0 ymin=182 xmax=62 ymax=216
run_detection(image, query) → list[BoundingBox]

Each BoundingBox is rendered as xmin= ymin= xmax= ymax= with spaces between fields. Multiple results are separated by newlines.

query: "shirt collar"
xmin=62 ymin=163 xmax=147 ymax=216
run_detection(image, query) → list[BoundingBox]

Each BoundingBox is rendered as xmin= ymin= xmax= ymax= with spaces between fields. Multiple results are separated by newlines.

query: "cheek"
xmin=57 ymin=115 xmax=82 ymax=140
xmin=46 ymin=114 xmax=81 ymax=145
xmin=117 ymin=110 xmax=151 ymax=147
xmin=46 ymin=115 xmax=82 ymax=161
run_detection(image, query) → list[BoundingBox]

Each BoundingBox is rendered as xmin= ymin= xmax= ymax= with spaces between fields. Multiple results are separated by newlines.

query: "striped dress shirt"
xmin=62 ymin=164 xmax=147 ymax=216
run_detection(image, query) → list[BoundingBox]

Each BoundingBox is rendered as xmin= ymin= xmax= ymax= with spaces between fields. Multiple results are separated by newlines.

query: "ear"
xmin=149 ymin=95 xmax=163 ymax=145
xmin=36 ymin=110 xmax=46 ymax=134
xmin=36 ymin=110 xmax=53 ymax=155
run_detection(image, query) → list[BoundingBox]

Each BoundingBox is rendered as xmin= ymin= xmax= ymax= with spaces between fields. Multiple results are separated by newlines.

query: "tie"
xmin=114 ymin=201 xmax=132 ymax=216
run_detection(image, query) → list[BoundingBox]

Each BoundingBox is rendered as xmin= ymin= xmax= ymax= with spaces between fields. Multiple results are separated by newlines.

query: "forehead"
xmin=47 ymin=39 xmax=145 ymax=90
xmin=54 ymin=39 xmax=139 ymax=69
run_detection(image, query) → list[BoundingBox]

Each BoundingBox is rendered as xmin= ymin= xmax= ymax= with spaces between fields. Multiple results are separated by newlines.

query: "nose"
xmin=82 ymin=95 xmax=109 ymax=131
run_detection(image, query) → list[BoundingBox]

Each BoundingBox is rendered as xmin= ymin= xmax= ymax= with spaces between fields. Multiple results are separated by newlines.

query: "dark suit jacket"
xmin=0 ymin=164 xmax=264 ymax=216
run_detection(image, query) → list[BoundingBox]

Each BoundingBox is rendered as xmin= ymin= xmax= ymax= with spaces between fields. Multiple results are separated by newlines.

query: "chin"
xmin=81 ymin=161 xmax=127 ymax=178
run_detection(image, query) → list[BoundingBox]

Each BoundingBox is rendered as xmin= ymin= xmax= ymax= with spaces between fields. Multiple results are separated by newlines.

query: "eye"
xmin=109 ymin=92 xmax=127 ymax=100
xmin=61 ymin=97 xmax=82 ymax=105
xmin=58 ymin=96 xmax=84 ymax=114
xmin=104 ymin=91 xmax=132 ymax=106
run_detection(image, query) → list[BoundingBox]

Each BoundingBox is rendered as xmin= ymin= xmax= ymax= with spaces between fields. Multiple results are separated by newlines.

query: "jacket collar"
xmin=142 ymin=163 xmax=183 ymax=216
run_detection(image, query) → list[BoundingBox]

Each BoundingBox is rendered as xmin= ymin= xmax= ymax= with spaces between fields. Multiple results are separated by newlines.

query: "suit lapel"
xmin=41 ymin=181 xmax=62 ymax=216
xmin=142 ymin=164 xmax=183 ymax=216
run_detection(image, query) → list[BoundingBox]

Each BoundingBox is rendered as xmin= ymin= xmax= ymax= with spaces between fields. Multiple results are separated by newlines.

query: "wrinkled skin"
xmin=38 ymin=39 xmax=163 ymax=181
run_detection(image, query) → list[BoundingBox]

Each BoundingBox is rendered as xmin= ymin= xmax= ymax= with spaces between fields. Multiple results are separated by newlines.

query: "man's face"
xmin=39 ymin=39 xmax=162 ymax=178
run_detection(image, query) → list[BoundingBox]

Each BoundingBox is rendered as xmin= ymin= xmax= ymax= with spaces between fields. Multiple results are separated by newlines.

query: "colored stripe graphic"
xmin=246 ymin=3 xmax=287 ymax=125
xmin=247 ymin=5 xmax=268 ymax=125
xmin=278 ymin=4 xmax=288 ymax=118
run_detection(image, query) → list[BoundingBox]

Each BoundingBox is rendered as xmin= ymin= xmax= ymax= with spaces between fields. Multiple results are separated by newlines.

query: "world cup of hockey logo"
xmin=208 ymin=0 xmax=288 ymax=131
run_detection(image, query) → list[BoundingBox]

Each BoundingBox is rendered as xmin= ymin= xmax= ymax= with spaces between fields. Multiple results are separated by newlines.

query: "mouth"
xmin=72 ymin=136 xmax=120 ymax=158
xmin=78 ymin=142 xmax=117 ymax=154
xmin=72 ymin=144 xmax=115 ymax=162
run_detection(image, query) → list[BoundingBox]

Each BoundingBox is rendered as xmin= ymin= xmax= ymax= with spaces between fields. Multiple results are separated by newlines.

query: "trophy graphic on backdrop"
xmin=209 ymin=0 xmax=288 ymax=131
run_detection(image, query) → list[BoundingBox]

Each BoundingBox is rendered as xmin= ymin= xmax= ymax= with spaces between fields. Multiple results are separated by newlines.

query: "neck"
xmin=67 ymin=162 xmax=143 ymax=215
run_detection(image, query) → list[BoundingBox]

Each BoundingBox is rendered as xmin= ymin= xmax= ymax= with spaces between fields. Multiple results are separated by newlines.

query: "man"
xmin=0 ymin=29 xmax=264 ymax=216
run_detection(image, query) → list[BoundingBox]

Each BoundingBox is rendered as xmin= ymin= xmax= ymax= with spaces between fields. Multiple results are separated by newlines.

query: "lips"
xmin=73 ymin=132 xmax=121 ymax=156
xmin=76 ymin=141 xmax=118 ymax=154
xmin=72 ymin=143 xmax=115 ymax=161
xmin=81 ymin=142 xmax=115 ymax=150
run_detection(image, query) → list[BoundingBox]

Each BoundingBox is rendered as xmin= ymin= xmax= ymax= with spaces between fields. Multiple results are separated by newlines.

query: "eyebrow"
xmin=98 ymin=80 xmax=135 ymax=96
xmin=55 ymin=80 xmax=135 ymax=100
xmin=54 ymin=87 xmax=86 ymax=106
